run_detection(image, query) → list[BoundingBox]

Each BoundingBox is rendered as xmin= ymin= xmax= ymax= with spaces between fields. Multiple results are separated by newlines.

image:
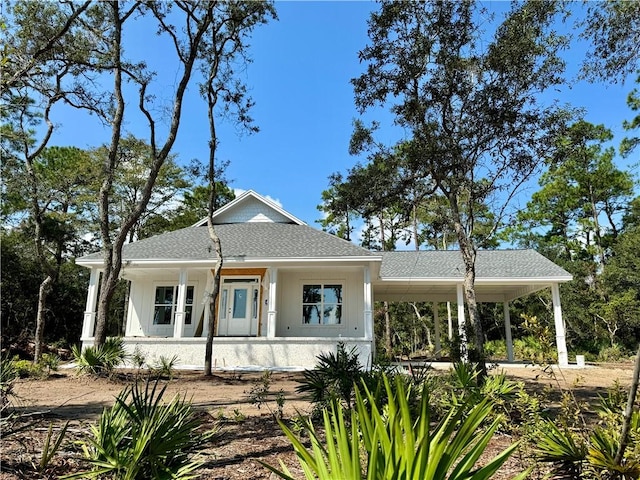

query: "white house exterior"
xmin=76 ymin=190 xmax=573 ymax=369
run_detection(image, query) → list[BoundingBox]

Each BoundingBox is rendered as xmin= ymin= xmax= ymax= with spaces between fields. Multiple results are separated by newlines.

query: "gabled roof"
xmin=77 ymin=223 xmax=376 ymax=265
xmin=193 ymin=190 xmax=305 ymax=226
xmin=77 ymin=189 xmax=571 ymax=302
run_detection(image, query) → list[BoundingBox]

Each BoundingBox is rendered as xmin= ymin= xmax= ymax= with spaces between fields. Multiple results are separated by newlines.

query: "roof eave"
xmin=378 ymin=275 xmax=573 ymax=283
xmin=77 ymin=255 xmax=383 ymax=269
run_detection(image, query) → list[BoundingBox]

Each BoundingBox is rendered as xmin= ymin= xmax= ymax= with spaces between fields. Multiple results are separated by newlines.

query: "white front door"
xmin=218 ymin=280 xmax=259 ymax=336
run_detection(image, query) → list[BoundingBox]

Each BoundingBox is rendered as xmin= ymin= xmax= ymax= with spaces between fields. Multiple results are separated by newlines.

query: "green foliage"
xmin=150 ymin=355 xmax=179 ymax=379
xmin=0 ymin=229 xmax=89 ymax=347
xmin=12 ymin=358 xmax=46 ymax=378
xmin=72 ymin=337 xmax=127 ymax=376
xmin=579 ymin=0 xmax=640 ymax=82
xmin=535 ymin=382 xmax=640 ymax=479
xmin=484 ymin=340 xmax=507 ymax=360
xmin=0 ymin=355 xmax=19 ymax=414
xmin=247 ymin=370 xmax=286 ymax=419
xmin=536 ymin=419 xmax=588 ymax=477
xmin=130 ymin=346 xmax=146 ymax=371
xmin=68 ymin=378 xmax=216 ymax=480
xmin=597 ymin=344 xmax=629 ymax=363
xmin=39 ymin=352 xmax=60 ymax=373
xmin=516 ymin=314 xmax=558 ymax=364
xmin=38 ymin=421 xmax=69 ymax=473
xmin=296 ymin=343 xmax=364 ymax=411
xmin=0 ymin=230 xmax=42 ymax=340
xmin=509 ymin=120 xmax=638 ymax=353
xmin=265 ymin=374 xmax=528 ymax=479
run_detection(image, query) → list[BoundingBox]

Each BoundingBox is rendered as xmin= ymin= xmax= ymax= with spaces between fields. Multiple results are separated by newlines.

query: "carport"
xmin=373 ymin=250 xmax=573 ymax=367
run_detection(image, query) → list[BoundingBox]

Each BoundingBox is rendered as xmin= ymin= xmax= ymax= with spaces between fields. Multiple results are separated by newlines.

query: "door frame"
xmin=217 ymin=276 xmax=261 ymax=336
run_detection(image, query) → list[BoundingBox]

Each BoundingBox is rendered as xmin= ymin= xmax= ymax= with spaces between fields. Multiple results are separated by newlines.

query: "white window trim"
xmin=301 ymin=282 xmax=345 ymax=327
xmin=151 ymin=283 xmax=197 ymax=327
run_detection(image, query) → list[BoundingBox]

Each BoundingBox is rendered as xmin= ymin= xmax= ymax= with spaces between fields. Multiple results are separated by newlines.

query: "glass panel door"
xmin=218 ymin=281 xmax=256 ymax=336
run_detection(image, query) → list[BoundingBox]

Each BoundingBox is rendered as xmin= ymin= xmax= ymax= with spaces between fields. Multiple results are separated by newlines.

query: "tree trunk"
xmin=462 ymin=263 xmax=487 ymax=377
xmin=94 ymin=273 xmax=119 ymax=346
xmin=121 ymin=281 xmax=131 ymax=337
xmin=449 ymin=194 xmax=487 ymax=378
xmin=92 ymin=2 xmax=215 ymax=348
xmin=33 ymin=276 xmax=54 ymax=363
xmin=204 ymin=221 xmax=223 ymax=376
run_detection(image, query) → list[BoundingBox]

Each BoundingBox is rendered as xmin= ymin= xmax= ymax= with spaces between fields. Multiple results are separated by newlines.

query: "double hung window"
xmin=153 ymin=285 xmax=194 ymax=325
xmin=302 ymin=284 xmax=342 ymax=325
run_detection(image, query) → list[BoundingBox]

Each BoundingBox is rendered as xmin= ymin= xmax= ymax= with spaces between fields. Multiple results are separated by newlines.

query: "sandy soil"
xmin=1 ymin=363 xmax=636 ymax=479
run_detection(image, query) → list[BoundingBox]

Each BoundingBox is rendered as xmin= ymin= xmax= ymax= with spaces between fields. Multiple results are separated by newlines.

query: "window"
xmin=153 ymin=285 xmax=194 ymax=325
xmin=302 ymin=284 xmax=342 ymax=325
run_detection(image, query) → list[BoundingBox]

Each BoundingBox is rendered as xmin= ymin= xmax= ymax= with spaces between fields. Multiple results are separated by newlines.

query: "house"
xmin=76 ymin=190 xmax=573 ymax=369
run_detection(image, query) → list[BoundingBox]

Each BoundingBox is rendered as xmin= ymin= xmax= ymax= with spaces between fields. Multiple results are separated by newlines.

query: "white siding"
xmin=276 ymin=268 xmax=365 ymax=338
xmin=214 ymin=196 xmax=291 ymax=224
xmin=126 ymin=271 xmax=208 ymax=337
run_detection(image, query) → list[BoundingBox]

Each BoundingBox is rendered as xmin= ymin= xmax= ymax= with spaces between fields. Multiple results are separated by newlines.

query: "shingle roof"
xmin=78 ymin=223 xmax=375 ymax=262
xmin=78 ymin=224 xmax=570 ymax=281
xmin=379 ymin=250 xmax=571 ymax=279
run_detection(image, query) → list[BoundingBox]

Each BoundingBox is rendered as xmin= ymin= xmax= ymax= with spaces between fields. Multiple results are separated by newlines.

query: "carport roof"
xmin=374 ymin=250 xmax=572 ymax=303
xmin=379 ymin=249 xmax=570 ymax=279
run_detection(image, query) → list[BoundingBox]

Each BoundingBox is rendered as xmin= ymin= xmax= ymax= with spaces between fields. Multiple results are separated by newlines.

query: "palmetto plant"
xmin=66 ymin=378 xmax=215 ymax=480
xmin=151 ymin=354 xmax=180 ymax=379
xmin=536 ymin=411 xmax=640 ymax=480
xmin=72 ymin=337 xmax=127 ymax=376
xmin=265 ymin=373 xmax=529 ymax=480
xmin=296 ymin=342 xmax=364 ymax=411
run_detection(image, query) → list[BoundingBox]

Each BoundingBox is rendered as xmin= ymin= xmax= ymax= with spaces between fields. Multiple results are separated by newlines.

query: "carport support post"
xmin=363 ymin=266 xmax=373 ymax=341
xmin=173 ymin=269 xmax=188 ymax=338
xmin=267 ymin=267 xmax=277 ymax=338
xmin=81 ymin=268 xmax=100 ymax=340
xmin=551 ymin=283 xmax=569 ymax=367
xmin=433 ymin=302 xmax=441 ymax=358
xmin=503 ymin=301 xmax=514 ymax=362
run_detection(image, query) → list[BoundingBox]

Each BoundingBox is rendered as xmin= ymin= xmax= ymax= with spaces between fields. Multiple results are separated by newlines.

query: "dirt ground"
xmin=1 ymin=362 xmax=637 ymax=479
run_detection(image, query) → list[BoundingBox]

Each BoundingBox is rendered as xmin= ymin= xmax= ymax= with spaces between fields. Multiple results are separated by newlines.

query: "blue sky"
xmin=48 ymin=1 xmax=638 ymax=228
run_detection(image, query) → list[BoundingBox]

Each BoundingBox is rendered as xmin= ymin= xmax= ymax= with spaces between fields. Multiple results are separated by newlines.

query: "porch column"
xmin=363 ymin=266 xmax=373 ymax=340
xmin=433 ymin=302 xmax=441 ymax=358
xmin=173 ymin=269 xmax=188 ymax=338
xmin=551 ymin=283 xmax=569 ymax=367
xmin=267 ymin=267 xmax=278 ymax=338
xmin=457 ymin=284 xmax=468 ymax=361
xmin=503 ymin=301 xmax=514 ymax=362
xmin=81 ymin=268 xmax=100 ymax=339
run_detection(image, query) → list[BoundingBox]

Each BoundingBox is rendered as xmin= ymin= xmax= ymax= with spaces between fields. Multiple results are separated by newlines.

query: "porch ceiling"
xmin=372 ymin=280 xmax=555 ymax=303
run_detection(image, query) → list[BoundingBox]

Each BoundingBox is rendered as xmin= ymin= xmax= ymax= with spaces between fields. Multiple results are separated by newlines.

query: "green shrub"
xmin=1 ymin=355 xmax=19 ymax=413
xmin=67 ymin=378 xmax=216 ymax=479
xmin=296 ymin=342 xmax=364 ymax=411
xmin=150 ymin=354 xmax=179 ymax=379
xmin=39 ymin=353 xmax=60 ymax=373
xmin=265 ymin=373 xmax=529 ymax=479
xmin=13 ymin=358 xmax=46 ymax=378
xmin=72 ymin=337 xmax=127 ymax=376
xmin=131 ymin=346 xmax=147 ymax=370
xmin=596 ymin=344 xmax=627 ymax=362
xmin=484 ymin=339 xmax=507 ymax=360
xmin=534 ymin=381 xmax=640 ymax=479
